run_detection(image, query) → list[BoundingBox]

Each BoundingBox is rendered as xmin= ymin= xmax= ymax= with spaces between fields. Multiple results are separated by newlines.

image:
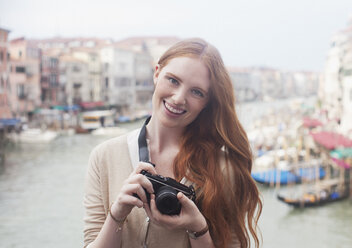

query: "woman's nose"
xmin=172 ymin=88 xmax=186 ymax=105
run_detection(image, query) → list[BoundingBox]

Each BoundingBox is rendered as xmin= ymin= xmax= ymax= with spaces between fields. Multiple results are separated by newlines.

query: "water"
xmin=1 ymin=100 xmax=351 ymax=248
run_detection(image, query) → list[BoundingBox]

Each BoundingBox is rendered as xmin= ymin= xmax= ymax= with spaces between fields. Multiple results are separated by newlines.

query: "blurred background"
xmin=0 ymin=0 xmax=352 ymax=247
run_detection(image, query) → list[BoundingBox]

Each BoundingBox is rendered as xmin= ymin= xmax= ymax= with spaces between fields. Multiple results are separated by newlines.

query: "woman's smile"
xmin=163 ymin=100 xmax=186 ymax=115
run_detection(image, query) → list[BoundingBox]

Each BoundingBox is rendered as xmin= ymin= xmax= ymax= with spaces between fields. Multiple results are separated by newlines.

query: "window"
xmin=17 ymin=84 xmax=26 ymax=99
xmin=50 ymin=74 xmax=57 ymax=86
xmin=72 ymin=65 xmax=81 ymax=72
xmin=15 ymin=66 xmax=25 ymax=73
xmin=73 ymin=83 xmax=82 ymax=89
xmin=50 ymin=58 xmax=57 ymax=68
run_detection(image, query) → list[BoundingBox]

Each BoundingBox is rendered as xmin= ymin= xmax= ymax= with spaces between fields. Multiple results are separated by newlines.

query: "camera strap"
xmin=138 ymin=116 xmax=152 ymax=163
xmin=138 ymin=116 xmax=153 ymax=248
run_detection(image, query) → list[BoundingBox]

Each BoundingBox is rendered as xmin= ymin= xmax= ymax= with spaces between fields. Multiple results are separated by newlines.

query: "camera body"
xmin=140 ymin=170 xmax=196 ymax=215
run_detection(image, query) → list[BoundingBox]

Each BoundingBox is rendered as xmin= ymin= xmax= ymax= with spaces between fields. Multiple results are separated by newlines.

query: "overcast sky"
xmin=0 ymin=0 xmax=351 ymax=71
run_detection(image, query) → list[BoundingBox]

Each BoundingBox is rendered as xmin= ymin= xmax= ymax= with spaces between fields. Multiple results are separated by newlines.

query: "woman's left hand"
xmin=144 ymin=192 xmax=207 ymax=232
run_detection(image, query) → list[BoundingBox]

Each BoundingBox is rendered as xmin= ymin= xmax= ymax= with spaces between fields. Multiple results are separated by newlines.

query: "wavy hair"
xmin=157 ymin=38 xmax=262 ymax=248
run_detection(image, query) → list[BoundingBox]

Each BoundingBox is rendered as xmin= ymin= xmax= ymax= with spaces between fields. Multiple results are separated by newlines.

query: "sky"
xmin=0 ymin=0 xmax=352 ymax=72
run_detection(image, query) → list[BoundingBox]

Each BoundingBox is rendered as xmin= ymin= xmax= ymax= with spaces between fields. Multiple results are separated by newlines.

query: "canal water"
xmin=0 ymin=99 xmax=351 ymax=248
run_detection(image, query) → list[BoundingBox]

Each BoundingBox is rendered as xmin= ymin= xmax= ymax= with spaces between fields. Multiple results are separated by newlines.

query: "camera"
xmin=137 ymin=170 xmax=196 ymax=215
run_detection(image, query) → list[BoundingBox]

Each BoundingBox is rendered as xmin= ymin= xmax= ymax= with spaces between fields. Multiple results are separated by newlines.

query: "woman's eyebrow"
xmin=165 ymin=72 xmax=182 ymax=82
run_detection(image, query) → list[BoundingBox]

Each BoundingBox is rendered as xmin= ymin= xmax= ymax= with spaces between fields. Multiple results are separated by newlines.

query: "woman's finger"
xmin=125 ymin=174 xmax=154 ymax=195
xmin=120 ymin=183 xmax=149 ymax=203
xmin=177 ymin=192 xmax=195 ymax=211
xmin=134 ymin=162 xmax=157 ymax=175
xmin=117 ymin=194 xmax=144 ymax=208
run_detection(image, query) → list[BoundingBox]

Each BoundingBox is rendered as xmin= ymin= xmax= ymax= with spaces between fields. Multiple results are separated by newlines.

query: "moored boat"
xmin=252 ymin=160 xmax=325 ymax=185
xmin=8 ymin=128 xmax=59 ymax=143
xmin=277 ymin=179 xmax=349 ymax=207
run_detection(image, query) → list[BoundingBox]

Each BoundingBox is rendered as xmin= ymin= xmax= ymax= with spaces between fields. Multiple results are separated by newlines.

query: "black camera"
xmin=137 ymin=170 xmax=196 ymax=215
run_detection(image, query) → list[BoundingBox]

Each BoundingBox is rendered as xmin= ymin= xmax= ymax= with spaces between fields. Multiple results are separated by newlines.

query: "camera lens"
xmin=155 ymin=186 xmax=181 ymax=215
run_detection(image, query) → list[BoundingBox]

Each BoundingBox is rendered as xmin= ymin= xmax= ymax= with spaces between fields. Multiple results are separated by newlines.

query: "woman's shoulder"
xmin=90 ymin=129 xmax=139 ymax=159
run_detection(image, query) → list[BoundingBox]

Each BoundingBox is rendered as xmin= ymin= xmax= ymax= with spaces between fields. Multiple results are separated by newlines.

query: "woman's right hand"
xmin=110 ymin=162 xmax=157 ymax=220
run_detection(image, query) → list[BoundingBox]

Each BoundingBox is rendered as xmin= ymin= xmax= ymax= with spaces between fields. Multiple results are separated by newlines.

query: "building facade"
xmin=321 ymin=17 xmax=352 ymax=134
xmin=8 ymin=38 xmax=41 ymax=117
xmin=0 ymin=27 xmax=11 ymax=118
xmin=100 ymin=45 xmax=153 ymax=114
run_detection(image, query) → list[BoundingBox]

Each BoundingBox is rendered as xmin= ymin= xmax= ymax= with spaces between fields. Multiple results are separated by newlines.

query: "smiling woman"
xmin=83 ymin=38 xmax=262 ymax=248
xmin=152 ymin=56 xmax=210 ymax=129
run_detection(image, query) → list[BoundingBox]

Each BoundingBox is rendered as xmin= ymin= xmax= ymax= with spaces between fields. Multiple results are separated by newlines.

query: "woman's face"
xmin=152 ymin=56 xmax=210 ymax=130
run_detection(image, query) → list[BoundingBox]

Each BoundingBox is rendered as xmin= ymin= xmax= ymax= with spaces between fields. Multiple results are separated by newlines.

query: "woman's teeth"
xmin=164 ymin=101 xmax=185 ymax=114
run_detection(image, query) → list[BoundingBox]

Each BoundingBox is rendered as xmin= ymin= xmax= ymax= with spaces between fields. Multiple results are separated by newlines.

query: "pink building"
xmin=0 ymin=27 xmax=11 ymax=118
xmin=8 ymin=38 xmax=41 ymax=117
xmin=41 ymin=51 xmax=60 ymax=107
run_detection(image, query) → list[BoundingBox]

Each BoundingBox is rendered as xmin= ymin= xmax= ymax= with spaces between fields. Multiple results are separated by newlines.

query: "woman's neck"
xmin=146 ymin=117 xmax=183 ymax=153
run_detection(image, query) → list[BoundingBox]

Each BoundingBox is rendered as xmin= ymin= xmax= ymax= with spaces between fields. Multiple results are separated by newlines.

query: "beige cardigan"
xmin=83 ymin=130 xmax=241 ymax=248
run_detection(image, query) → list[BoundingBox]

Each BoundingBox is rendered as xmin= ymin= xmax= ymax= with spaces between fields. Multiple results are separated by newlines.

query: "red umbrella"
xmin=310 ymin=131 xmax=352 ymax=150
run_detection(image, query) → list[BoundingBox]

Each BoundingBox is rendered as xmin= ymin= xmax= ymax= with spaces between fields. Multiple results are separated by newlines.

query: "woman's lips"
xmin=164 ymin=101 xmax=186 ymax=115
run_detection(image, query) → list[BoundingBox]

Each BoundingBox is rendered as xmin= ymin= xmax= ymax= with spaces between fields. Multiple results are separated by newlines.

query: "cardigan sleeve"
xmin=83 ymin=146 xmax=106 ymax=248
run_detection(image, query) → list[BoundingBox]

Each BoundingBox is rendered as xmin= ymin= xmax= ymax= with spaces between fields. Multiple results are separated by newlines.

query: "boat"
xmin=277 ymin=191 xmax=349 ymax=207
xmin=277 ymin=179 xmax=349 ymax=207
xmin=252 ymin=166 xmax=326 ymax=185
xmin=8 ymin=128 xmax=58 ymax=143
xmin=251 ymin=160 xmax=325 ymax=185
xmin=80 ymin=110 xmax=115 ymax=131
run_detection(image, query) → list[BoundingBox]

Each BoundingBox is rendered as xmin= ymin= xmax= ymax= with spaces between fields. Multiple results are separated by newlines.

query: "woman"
xmin=84 ymin=38 xmax=262 ymax=248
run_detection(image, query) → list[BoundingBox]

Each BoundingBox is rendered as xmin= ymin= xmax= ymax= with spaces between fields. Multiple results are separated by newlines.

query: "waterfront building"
xmin=227 ymin=67 xmax=262 ymax=102
xmin=0 ymin=27 xmax=11 ymax=118
xmin=292 ymin=71 xmax=321 ymax=97
xmin=321 ymin=32 xmax=345 ymax=122
xmin=339 ymin=20 xmax=352 ymax=134
xmin=8 ymin=38 xmax=41 ymax=118
xmin=228 ymin=66 xmax=321 ymax=102
xmin=71 ymin=47 xmax=102 ymax=103
xmin=280 ymin=72 xmax=296 ymax=98
xmin=41 ymin=51 xmax=60 ymax=107
xmin=58 ymin=54 xmax=89 ymax=105
xmin=322 ymin=16 xmax=352 ymax=135
xmin=134 ymin=51 xmax=154 ymax=110
xmin=100 ymin=44 xmax=153 ymax=114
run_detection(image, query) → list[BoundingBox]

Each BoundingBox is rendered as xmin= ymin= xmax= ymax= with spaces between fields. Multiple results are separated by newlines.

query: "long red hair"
xmin=157 ymin=38 xmax=262 ymax=248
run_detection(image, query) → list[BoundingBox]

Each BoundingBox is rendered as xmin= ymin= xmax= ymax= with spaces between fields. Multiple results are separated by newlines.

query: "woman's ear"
xmin=153 ymin=64 xmax=160 ymax=85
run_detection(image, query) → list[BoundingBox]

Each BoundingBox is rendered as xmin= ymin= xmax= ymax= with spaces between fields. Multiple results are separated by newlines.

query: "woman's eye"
xmin=168 ymin=77 xmax=178 ymax=85
xmin=191 ymin=89 xmax=204 ymax=98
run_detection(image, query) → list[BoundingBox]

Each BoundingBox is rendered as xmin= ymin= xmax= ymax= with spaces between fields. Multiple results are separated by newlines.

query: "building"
xmin=321 ymin=16 xmax=352 ymax=134
xmin=228 ymin=67 xmax=262 ymax=102
xmin=71 ymin=47 xmax=102 ymax=103
xmin=100 ymin=44 xmax=153 ymax=114
xmin=41 ymin=51 xmax=60 ymax=106
xmin=58 ymin=54 xmax=89 ymax=105
xmin=321 ymin=33 xmax=345 ymax=121
xmin=134 ymin=51 xmax=154 ymax=109
xmin=339 ymin=19 xmax=352 ymax=134
xmin=0 ymin=27 xmax=11 ymax=118
xmin=8 ymin=38 xmax=41 ymax=118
